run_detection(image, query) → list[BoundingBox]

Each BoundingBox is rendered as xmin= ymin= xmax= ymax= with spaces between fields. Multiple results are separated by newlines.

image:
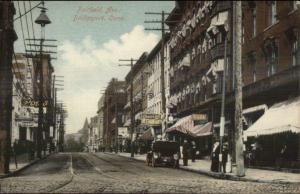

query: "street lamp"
xmin=35 ymin=2 xmax=51 ymax=159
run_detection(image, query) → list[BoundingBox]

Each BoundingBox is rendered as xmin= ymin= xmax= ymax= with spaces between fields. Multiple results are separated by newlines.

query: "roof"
xmin=125 ymin=52 xmax=148 ymax=82
xmin=244 ymin=96 xmax=300 ymax=137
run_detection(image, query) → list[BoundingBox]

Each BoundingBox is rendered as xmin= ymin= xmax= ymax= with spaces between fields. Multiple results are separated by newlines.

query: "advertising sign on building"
xmin=22 ymin=98 xmax=48 ymax=108
xmin=141 ymin=113 xmax=161 ymax=126
xmin=118 ymin=127 xmax=129 ymax=138
xmin=192 ymin=114 xmax=208 ymax=121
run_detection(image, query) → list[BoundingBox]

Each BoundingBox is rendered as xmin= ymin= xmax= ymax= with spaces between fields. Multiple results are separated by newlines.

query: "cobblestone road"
xmin=0 ymin=153 xmax=299 ymax=193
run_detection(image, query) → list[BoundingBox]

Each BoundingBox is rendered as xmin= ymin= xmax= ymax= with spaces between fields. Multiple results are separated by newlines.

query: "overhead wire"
xmin=16 ymin=1 xmax=38 ymax=100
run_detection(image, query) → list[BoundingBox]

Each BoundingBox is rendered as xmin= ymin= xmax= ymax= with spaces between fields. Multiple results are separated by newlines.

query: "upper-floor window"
xmin=265 ymin=40 xmax=278 ymax=77
xmin=252 ymin=6 xmax=257 ymax=37
xmin=268 ymin=1 xmax=277 ymax=26
xmin=292 ymin=1 xmax=299 ymax=10
xmin=242 ymin=24 xmax=245 ymax=44
xmin=292 ymin=39 xmax=298 ymax=66
xmin=249 ymin=52 xmax=257 ymax=82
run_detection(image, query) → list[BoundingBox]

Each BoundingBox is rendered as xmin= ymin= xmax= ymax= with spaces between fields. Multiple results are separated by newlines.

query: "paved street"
xmin=0 ymin=153 xmax=299 ymax=193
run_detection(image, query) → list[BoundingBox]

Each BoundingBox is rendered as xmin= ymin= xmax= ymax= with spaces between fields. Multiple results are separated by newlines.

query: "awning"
xmin=244 ymin=97 xmax=300 ymax=137
xmin=135 ymin=111 xmax=143 ymax=120
xmin=123 ymin=102 xmax=130 ymax=110
xmin=165 ymin=115 xmax=209 ymax=137
xmin=190 ymin=122 xmax=213 ymax=137
xmin=138 ymin=128 xmax=154 ymax=141
xmin=123 ymin=119 xmax=131 ymax=127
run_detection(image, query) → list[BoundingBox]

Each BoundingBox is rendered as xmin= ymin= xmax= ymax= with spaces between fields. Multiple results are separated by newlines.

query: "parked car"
xmin=146 ymin=140 xmax=180 ymax=168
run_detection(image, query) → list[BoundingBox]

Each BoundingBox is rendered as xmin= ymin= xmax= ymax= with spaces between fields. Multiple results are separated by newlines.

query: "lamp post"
xmin=35 ymin=2 xmax=51 ymax=159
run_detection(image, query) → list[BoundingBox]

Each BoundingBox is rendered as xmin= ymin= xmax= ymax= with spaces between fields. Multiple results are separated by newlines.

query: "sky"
xmin=13 ymin=1 xmax=174 ymax=134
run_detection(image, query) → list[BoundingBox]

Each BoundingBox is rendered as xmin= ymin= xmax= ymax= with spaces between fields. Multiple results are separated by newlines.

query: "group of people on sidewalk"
xmin=180 ymin=139 xmax=229 ymax=174
xmin=210 ymin=141 xmax=229 ymax=173
xmin=182 ymin=139 xmax=197 ymax=166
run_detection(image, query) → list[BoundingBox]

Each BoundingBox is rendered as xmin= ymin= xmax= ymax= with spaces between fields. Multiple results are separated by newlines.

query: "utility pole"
xmin=119 ymin=58 xmax=138 ymax=157
xmin=115 ymin=103 xmax=118 ymax=153
xmin=145 ymin=11 xmax=169 ymax=135
xmin=233 ymin=1 xmax=245 ymax=177
xmin=53 ymin=76 xmax=63 ymax=151
xmin=219 ymin=29 xmax=228 ymax=172
xmin=0 ymin=1 xmax=17 ymax=174
xmin=34 ymin=3 xmax=52 ymax=159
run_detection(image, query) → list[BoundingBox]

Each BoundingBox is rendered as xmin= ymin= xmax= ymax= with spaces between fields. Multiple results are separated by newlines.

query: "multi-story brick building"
xmin=103 ymin=78 xmax=126 ymax=151
xmin=146 ymin=34 xmax=170 ymax=137
xmin=166 ymin=1 xmax=300 ymax=168
xmin=123 ymin=53 xmax=149 ymax=141
xmin=11 ymin=54 xmax=37 ymax=146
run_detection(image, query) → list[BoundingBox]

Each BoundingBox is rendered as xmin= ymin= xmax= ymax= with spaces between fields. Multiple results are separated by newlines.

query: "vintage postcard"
xmin=0 ymin=1 xmax=299 ymax=193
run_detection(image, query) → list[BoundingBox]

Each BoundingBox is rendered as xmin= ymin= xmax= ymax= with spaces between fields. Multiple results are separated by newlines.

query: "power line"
xmin=29 ymin=1 xmax=38 ymax=52
xmin=14 ymin=1 xmax=42 ymax=22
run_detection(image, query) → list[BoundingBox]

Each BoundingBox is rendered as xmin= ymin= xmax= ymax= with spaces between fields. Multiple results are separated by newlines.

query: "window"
xmin=292 ymin=39 xmax=298 ymax=66
xmin=265 ymin=41 xmax=278 ymax=76
xmin=252 ymin=6 xmax=257 ymax=37
xmin=242 ymin=24 xmax=245 ymax=44
xmin=268 ymin=1 xmax=277 ymax=26
xmin=250 ymin=52 xmax=257 ymax=82
xmin=292 ymin=1 xmax=299 ymax=10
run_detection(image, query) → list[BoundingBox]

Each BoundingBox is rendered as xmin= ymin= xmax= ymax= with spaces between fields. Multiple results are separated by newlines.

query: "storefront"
xmin=165 ymin=114 xmax=213 ymax=158
xmin=244 ymin=97 xmax=300 ymax=169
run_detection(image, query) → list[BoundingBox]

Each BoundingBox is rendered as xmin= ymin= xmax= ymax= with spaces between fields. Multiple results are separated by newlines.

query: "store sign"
xmin=192 ymin=114 xmax=208 ymax=121
xmin=19 ymin=121 xmax=37 ymax=128
xmin=141 ymin=113 xmax=161 ymax=126
xmin=22 ymin=98 xmax=48 ymax=108
xmin=118 ymin=127 xmax=129 ymax=138
xmin=141 ymin=118 xmax=161 ymax=126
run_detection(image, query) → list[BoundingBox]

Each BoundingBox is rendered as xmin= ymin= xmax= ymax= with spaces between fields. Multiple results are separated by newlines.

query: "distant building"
xmin=103 ymin=78 xmax=126 ymax=151
xmin=96 ymin=95 xmax=105 ymax=150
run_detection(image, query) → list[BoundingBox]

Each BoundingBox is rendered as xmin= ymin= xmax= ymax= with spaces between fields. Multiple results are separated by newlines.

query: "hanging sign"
xmin=22 ymin=98 xmax=48 ymax=108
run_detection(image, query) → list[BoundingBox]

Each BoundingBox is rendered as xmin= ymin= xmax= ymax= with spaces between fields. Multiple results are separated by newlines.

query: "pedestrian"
xmin=191 ymin=141 xmax=196 ymax=162
xmin=277 ymin=144 xmax=287 ymax=170
xmin=221 ymin=142 xmax=228 ymax=173
xmin=210 ymin=141 xmax=220 ymax=172
xmin=13 ymin=139 xmax=18 ymax=169
xmin=182 ymin=139 xmax=189 ymax=166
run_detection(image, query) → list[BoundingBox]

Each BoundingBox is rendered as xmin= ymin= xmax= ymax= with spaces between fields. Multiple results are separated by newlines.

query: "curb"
xmin=111 ymin=153 xmax=299 ymax=185
xmin=0 ymin=154 xmax=50 ymax=179
xmin=179 ymin=166 xmax=297 ymax=184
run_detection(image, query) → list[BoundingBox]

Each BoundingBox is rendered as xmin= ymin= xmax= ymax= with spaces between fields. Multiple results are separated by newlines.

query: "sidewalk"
xmin=114 ymin=152 xmax=300 ymax=184
xmin=0 ymin=152 xmax=50 ymax=178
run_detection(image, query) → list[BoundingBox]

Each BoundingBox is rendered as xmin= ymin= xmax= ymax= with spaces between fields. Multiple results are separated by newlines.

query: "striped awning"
xmin=244 ymin=97 xmax=300 ymax=137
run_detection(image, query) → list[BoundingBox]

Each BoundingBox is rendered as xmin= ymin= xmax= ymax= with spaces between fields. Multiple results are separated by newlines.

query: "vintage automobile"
xmin=146 ymin=140 xmax=180 ymax=168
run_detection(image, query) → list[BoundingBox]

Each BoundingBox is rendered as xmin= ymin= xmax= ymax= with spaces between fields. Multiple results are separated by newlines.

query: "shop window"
xmin=19 ymin=127 xmax=27 ymax=141
xmin=292 ymin=39 xmax=298 ymax=66
xmin=216 ymin=32 xmax=222 ymax=44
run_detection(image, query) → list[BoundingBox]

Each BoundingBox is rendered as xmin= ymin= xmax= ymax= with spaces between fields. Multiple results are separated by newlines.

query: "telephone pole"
xmin=34 ymin=2 xmax=52 ymax=158
xmin=119 ymin=58 xmax=138 ymax=157
xmin=233 ymin=1 xmax=245 ymax=177
xmin=0 ymin=1 xmax=17 ymax=174
xmin=145 ymin=11 xmax=170 ymax=134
